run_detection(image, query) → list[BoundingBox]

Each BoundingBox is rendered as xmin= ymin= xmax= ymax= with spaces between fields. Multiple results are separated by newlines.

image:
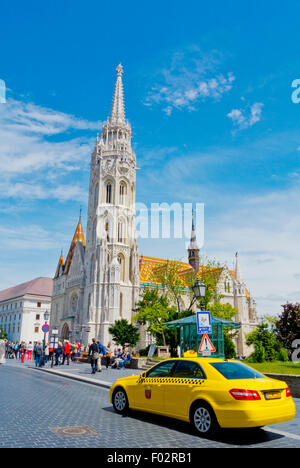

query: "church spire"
xmin=188 ymin=210 xmax=200 ymax=272
xmin=235 ymin=252 xmax=242 ymax=282
xmin=63 ymin=216 xmax=86 ymax=275
xmin=110 ymin=64 xmax=125 ymax=125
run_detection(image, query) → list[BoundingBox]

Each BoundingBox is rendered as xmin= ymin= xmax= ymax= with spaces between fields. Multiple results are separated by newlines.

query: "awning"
xmin=164 ymin=314 xmax=241 ymax=329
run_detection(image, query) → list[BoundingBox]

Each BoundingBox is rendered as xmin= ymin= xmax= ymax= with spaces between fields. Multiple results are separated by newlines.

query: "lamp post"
xmin=43 ymin=311 xmax=50 ymax=348
xmin=192 ymin=279 xmax=206 ymax=311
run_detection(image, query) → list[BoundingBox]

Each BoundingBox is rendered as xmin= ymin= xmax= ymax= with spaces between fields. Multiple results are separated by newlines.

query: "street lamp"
xmin=192 ymin=279 xmax=206 ymax=311
xmin=43 ymin=311 xmax=50 ymax=349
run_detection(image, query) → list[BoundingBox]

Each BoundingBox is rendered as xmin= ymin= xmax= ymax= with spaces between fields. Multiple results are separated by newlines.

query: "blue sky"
xmin=1 ymin=0 xmax=300 ymax=316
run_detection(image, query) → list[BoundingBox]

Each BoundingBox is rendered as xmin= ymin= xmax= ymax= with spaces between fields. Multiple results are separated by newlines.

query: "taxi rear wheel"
xmin=112 ymin=387 xmax=129 ymax=415
xmin=190 ymin=401 xmax=219 ymax=437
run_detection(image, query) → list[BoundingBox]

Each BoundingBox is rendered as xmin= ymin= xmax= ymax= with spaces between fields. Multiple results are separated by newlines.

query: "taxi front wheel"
xmin=190 ymin=401 xmax=219 ymax=437
xmin=112 ymin=387 xmax=129 ymax=415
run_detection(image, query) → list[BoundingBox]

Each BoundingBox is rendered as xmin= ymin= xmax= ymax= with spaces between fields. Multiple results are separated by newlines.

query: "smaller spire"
xmin=188 ymin=210 xmax=200 ymax=272
xmin=235 ymin=252 xmax=242 ymax=282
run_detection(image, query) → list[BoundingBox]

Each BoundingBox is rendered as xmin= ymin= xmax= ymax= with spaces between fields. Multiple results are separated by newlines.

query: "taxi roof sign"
xmin=199 ymin=333 xmax=216 ymax=353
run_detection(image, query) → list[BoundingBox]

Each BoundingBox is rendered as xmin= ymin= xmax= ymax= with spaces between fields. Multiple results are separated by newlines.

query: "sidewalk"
xmin=4 ymin=358 xmax=142 ymax=389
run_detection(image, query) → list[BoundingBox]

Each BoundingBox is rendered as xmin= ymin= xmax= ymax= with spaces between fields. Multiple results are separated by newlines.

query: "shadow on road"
xmin=103 ymin=406 xmax=284 ymax=446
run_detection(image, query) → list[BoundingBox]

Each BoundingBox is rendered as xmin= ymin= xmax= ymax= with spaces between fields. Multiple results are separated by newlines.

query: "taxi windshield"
xmin=210 ymin=362 xmax=265 ymax=380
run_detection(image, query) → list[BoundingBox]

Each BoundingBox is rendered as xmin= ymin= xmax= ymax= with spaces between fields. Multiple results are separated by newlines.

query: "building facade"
xmin=50 ymin=65 xmax=258 ymax=356
xmin=0 ymin=277 xmax=53 ymax=343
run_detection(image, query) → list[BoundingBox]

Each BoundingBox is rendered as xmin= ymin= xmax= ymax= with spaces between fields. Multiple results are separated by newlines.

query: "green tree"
xmin=246 ymin=320 xmax=281 ymax=362
xmin=275 ymin=303 xmax=300 ymax=355
xmin=0 ymin=328 xmax=6 ymax=340
xmin=133 ymin=288 xmax=175 ymax=346
xmin=108 ymin=319 xmax=140 ymax=349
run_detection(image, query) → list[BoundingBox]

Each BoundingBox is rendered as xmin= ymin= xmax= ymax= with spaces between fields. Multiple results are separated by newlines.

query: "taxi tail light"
xmin=286 ymin=388 xmax=292 ymax=398
xmin=229 ymin=389 xmax=261 ymax=401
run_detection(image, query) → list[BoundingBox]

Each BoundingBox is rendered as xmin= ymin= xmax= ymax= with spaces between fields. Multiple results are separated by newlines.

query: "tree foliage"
xmin=108 ymin=319 xmax=140 ymax=348
xmin=275 ymin=303 xmax=300 ymax=353
xmin=133 ymin=288 xmax=176 ymax=346
xmin=246 ymin=320 xmax=281 ymax=362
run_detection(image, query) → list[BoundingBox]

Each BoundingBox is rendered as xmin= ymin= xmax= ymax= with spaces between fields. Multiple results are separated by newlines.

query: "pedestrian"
xmin=35 ymin=342 xmax=43 ymax=367
xmin=96 ymin=341 xmax=106 ymax=372
xmin=0 ymin=340 xmax=5 ymax=365
xmin=71 ymin=342 xmax=77 ymax=362
xmin=44 ymin=343 xmax=49 ymax=365
xmin=27 ymin=342 xmax=33 ymax=360
xmin=105 ymin=342 xmax=112 ymax=369
xmin=54 ymin=342 xmax=63 ymax=366
xmin=62 ymin=340 xmax=71 ymax=365
xmin=88 ymin=338 xmax=99 ymax=374
xmin=14 ymin=342 xmax=19 ymax=359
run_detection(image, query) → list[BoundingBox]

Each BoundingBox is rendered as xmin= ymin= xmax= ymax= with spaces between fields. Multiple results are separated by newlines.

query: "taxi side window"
xmin=172 ymin=360 xmax=206 ymax=379
xmin=146 ymin=360 xmax=176 ymax=378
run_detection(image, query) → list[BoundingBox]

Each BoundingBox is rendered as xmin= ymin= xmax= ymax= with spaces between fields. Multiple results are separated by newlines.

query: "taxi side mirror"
xmin=140 ymin=372 xmax=146 ymax=379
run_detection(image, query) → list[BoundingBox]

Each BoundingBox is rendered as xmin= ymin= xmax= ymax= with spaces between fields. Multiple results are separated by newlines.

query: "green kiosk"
xmin=164 ymin=314 xmax=241 ymax=359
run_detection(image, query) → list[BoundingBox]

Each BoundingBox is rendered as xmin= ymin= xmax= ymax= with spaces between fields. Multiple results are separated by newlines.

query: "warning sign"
xmin=198 ymin=333 xmax=216 ymax=355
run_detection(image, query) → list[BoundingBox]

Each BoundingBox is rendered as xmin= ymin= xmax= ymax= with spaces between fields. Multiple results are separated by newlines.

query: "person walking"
xmin=105 ymin=342 xmax=112 ymax=369
xmin=44 ymin=343 xmax=49 ymax=365
xmin=14 ymin=342 xmax=19 ymax=360
xmin=96 ymin=341 xmax=106 ymax=372
xmin=62 ymin=340 xmax=71 ymax=365
xmin=35 ymin=342 xmax=43 ymax=367
xmin=54 ymin=342 xmax=63 ymax=366
xmin=88 ymin=338 xmax=99 ymax=374
xmin=0 ymin=340 xmax=5 ymax=365
xmin=27 ymin=342 xmax=33 ymax=360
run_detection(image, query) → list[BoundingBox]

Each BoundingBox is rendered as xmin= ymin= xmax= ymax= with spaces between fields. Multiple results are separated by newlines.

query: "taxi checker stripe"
xmin=138 ymin=378 xmax=205 ymax=385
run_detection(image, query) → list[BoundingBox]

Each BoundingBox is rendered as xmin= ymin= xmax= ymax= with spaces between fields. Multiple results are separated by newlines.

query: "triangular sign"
xmin=199 ymin=333 xmax=216 ymax=353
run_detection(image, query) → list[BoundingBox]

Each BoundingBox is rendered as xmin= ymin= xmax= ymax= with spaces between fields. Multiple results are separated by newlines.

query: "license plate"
xmin=264 ymin=391 xmax=281 ymax=400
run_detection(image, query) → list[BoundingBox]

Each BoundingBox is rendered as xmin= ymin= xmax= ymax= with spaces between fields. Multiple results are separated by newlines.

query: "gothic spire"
xmin=188 ymin=210 xmax=200 ymax=272
xmin=189 ymin=210 xmax=199 ymax=250
xmin=235 ymin=252 xmax=242 ymax=282
xmin=109 ymin=64 xmax=125 ymax=125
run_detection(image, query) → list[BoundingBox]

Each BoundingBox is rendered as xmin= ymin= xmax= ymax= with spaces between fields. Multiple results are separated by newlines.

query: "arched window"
xmin=94 ymin=183 xmax=99 ymax=208
xmin=120 ymin=292 xmax=123 ymax=318
xmin=118 ymin=220 xmax=124 ymax=243
xmin=119 ymin=181 xmax=127 ymax=205
xmin=92 ymin=219 xmax=97 ymax=244
xmin=90 ymin=255 xmax=95 ymax=283
xmin=106 ymin=182 xmax=112 ymax=204
xmin=105 ymin=221 xmax=110 ymax=242
xmin=117 ymin=254 xmax=125 ymax=282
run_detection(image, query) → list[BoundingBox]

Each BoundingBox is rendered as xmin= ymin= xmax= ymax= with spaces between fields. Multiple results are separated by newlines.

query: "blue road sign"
xmin=196 ymin=311 xmax=212 ymax=334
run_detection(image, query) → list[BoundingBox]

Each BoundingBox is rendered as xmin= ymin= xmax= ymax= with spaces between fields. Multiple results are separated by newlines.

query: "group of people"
xmin=88 ymin=339 xmax=131 ymax=374
xmin=2 ymin=339 xmax=81 ymax=368
xmin=0 ymin=338 xmax=132 ymax=372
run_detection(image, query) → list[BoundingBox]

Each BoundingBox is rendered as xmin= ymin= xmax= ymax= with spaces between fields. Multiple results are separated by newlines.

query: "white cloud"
xmin=144 ymin=46 xmax=235 ymax=114
xmin=227 ymin=102 xmax=263 ymax=129
xmin=0 ymin=98 xmax=97 ymax=202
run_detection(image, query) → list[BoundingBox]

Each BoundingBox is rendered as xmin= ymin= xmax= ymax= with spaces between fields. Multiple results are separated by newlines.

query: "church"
xmin=50 ymin=65 xmax=258 ymax=356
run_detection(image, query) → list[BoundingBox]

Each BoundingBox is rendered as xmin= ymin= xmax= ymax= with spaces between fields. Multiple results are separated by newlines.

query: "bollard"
xmin=21 ymin=351 xmax=24 ymax=363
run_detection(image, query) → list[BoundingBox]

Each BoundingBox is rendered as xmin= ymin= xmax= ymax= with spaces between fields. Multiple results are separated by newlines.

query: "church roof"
xmin=63 ymin=218 xmax=86 ymax=276
xmin=139 ymin=255 xmax=233 ymax=289
xmin=0 ymin=277 xmax=53 ymax=302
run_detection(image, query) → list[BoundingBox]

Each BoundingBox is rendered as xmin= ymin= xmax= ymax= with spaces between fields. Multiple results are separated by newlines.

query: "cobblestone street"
xmin=0 ymin=361 xmax=300 ymax=448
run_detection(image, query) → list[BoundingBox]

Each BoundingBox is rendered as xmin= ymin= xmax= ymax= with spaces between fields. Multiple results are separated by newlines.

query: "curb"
xmin=36 ymin=367 xmax=111 ymax=389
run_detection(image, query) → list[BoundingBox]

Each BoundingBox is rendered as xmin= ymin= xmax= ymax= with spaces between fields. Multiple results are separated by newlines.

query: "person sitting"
xmin=118 ymin=349 xmax=131 ymax=369
xmin=111 ymin=348 xmax=123 ymax=369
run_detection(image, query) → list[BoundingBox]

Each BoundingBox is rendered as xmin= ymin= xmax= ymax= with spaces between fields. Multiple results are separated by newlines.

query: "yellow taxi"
xmin=110 ymin=357 xmax=296 ymax=436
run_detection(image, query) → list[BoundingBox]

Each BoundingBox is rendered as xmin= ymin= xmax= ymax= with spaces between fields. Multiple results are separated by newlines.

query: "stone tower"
xmin=83 ymin=64 xmax=140 ymax=344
